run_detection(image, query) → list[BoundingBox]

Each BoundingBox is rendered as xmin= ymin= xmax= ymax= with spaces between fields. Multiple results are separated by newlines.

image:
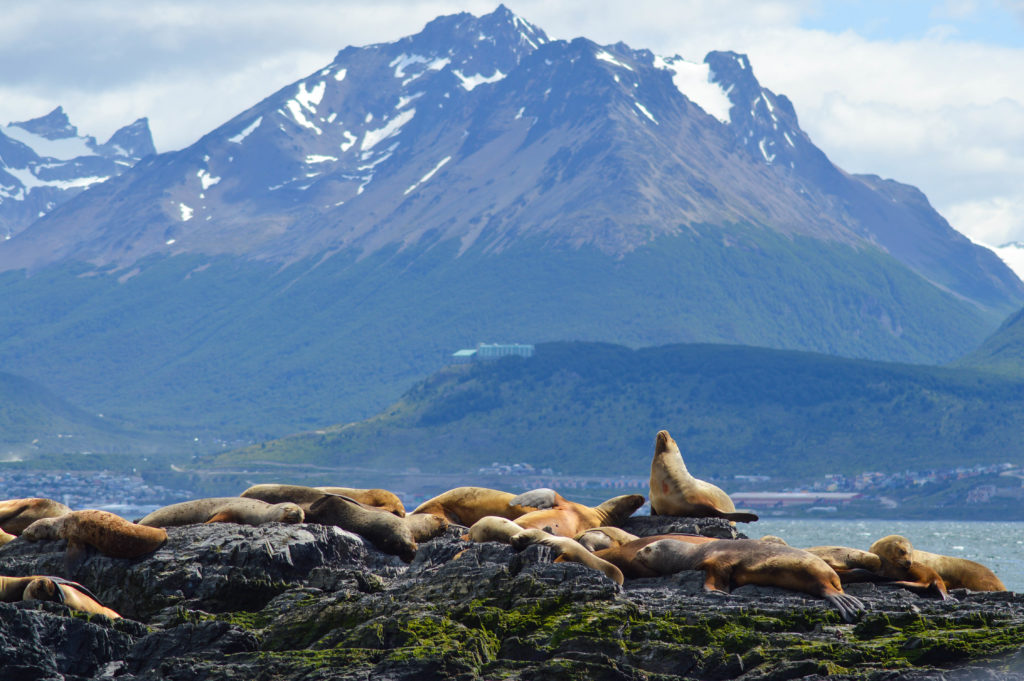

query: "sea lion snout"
xmin=654 ymin=430 xmax=674 ymax=454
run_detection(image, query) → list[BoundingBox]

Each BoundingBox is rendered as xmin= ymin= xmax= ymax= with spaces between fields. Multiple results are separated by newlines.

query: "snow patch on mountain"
xmin=653 ymin=56 xmax=732 ymax=124
xmin=1 ymin=124 xmax=93 ymax=160
xmin=404 ymin=155 xmax=451 ymax=195
xmin=361 ymin=109 xmax=415 ymax=151
xmin=454 ymin=69 xmax=506 ymax=91
xmin=229 ymin=117 xmax=262 ymax=144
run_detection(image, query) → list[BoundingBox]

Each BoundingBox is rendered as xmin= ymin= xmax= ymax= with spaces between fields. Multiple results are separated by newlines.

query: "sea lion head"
xmin=636 ymin=538 xmax=700 ymax=575
xmin=655 ymin=430 xmax=678 ymax=456
xmin=597 ymin=494 xmax=646 ymax=524
xmin=22 ymin=578 xmax=61 ymax=603
xmin=273 ymin=502 xmax=305 ymax=524
xmin=20 ymin=517 xmax=61 ymax=541
xmin=870 ymin=534 xmax=914 ymax=569
xmin=759 ymin=535 xmax=789 ymax=545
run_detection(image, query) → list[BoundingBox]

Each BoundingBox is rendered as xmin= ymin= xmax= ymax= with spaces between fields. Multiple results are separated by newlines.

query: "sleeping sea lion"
xmin=636 ymin=538 xmax=864 ymax=622
xmin=575 ymin=526 xmax=640 ymax=552
xmin=512 ymin=490 xmax=645 ymax=538
xmin=314 ymin=487 xmax=406 ymax=517
xmin=0 ymin=498 xmax=71 ymax=535
xmin=464 ymin=515 xmax=526 ymax=543
xmin=21 ymin=510 xmax=167 ymax=559
xmin=307 ymin=493 xmax=418 ymax=562
xmin=1 ymin=574 xmax=120 ymax=618
xmin=410 ymin=486 xmax=549 ymax=526
xmin=649 ymin=430 xmax=758 ymax=522
xmin=510 ymin=528 xmax=624 ymax=585
xmin=805 ymin=545 xmax=948 ymax=599
xmin=870 ymin=535 xmax=1005 ymax=592
xmin=594 ymin=533 xmax=719 ymax=579
xmin=138 ymin=497 xmax=304 ymax=527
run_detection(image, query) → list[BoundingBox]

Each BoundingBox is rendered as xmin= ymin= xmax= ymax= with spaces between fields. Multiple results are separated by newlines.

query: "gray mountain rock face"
xmin=0 ymin=106 xmax=154 ymax=240
xmin=0 ymin=517 xmax=1021 ymax=680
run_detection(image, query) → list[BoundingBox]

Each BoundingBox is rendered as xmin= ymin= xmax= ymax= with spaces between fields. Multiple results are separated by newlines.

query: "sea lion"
xmin=0 ymin=528 xmax=15 ymax=546
xmin=870 ymin=535 xmax=1005 ymax=592
xmin=21 ymin=509 xmax=167 ymax=559
xmin=594 ymin=534 xmax=719 ymax=579
xmin=404 ymin=512 xmax=449 ymax=543
xmin=138 ymin=497 xmax=304 ymax=527
xmin=636 ymin=538 xmax=864 ymax=622
xmin=512 ymin=491 xmax=646 ymax=538
xmin=0 ymin=498 xmax=71 ymax=535
xmin=575 ymin=526 xmax=640 ymax=552
xmin=22 ymin=577 xmax=122 ymax=619
xmin=315 ymin=487 xmax=406 ymax=517
xmin=649 ymin=430 xmax=758 ymax=522
xmin=465 ymin=515 xmax=526 ymax=543
xmin=410 ymin=486 xmax=550 ymax=526
xmin=510 ymin=528 xmax=625 ymax=585
xmin=307 ymin=493 xmax=418 ymax=562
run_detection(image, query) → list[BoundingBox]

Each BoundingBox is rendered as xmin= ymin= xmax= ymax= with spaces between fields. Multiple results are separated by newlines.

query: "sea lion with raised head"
xmin=510 ymin=528 xmax=625 ymax=585
xmin=636 ymin=538 xmax=864 ymax=622
xmin=870 ymin=534 xmax=1005 ymax=592
xmin=307 ymin=493 xmax=418 ymax=562
xmin=512 ymin=490 xmax=646 ymax=538
xmin=575 ymin=526 xmax=640 ymax=552
xmin=0 ymin=498 xmax=71 ymax=535
xmin=410 ymin=486 xmax=552 ymax=526
xmin=21 ymin=510 xmax=167 ymax=559
xmin=138 ymin=497 xmax=304 ymax=527
xmin=649 ymin=430 xmax=758 ymax=522
xmin=314 ymin=487 xmax=406 ymax=517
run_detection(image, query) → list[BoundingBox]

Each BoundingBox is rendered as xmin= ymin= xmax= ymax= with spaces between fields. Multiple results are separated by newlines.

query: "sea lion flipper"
xmin=205 ymin=511 xmax=234 ymax=524
xmin=723 ymin=511 xmax=759 ymax=523
xmin=825 ymin=593 xmax=864 ymax=623
xmin=64 ymin=540 xmax=89 ymax=574
xmin=509 ymin=488 xmax=561 ymax=510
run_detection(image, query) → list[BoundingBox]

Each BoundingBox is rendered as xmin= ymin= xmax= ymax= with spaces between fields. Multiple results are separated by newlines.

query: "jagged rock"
xmin=0 ymin=517 xmax=1021 ymax=679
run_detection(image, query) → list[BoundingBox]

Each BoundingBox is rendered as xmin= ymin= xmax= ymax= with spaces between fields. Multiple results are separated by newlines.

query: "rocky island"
xmin=0 ymin=516 xmax=1022 ymax=680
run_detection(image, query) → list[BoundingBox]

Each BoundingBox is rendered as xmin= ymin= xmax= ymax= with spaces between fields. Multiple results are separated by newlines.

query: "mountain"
xmin=955 ymin=304 xmax=1024 ymax=376
xmin=0 ymin=6 xmax=1020 ymax=440
xmin=0 ymin=106 xmax=155 ymax=239
xmin=212 ymin=341 xmax=1024 ymax=481
xmin=0 ymin=370 xmax=176 ymax=461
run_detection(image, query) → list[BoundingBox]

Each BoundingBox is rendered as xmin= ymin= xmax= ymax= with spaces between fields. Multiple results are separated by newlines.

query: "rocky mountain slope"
xmin=1 ymin=516 xmax=1022 ymax=680
xmin=0 ymin=107 xmax=154 ymax=239
xmin=0 ymin=6 xmax=1020 ymax=440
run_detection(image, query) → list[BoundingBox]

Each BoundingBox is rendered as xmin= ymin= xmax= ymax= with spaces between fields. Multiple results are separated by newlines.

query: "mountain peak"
xmin=10 ymin=106 xmax=79 ymax=140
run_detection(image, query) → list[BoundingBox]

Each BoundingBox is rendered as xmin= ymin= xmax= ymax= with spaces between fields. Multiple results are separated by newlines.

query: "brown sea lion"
xmin=138 ymin=497 xmax=304 ymax=527
xmin=21 ymin=510 xmax=167 ymax=559
xmin=636 ymin=538 xmax=864 ymax=622
xmin=22 ymin=577 xmax=122 ymax=619
xmin=512 ymin=491 xmax=646 ymax=538
xmin=1 ymin=574 xmax=120 ymax=618
xmin=594 ymin=533 xmax=719 ymax=579
xmin=575 ymin=526 xmax=640 ymax=552
xmin=314 ymin=487 xmax=406 ymax=517
xmin=307 ymin=493 xmax=418 ymax=562
xmin=464 ymin=515 xmax=526 ymax=543
xmin=870 ymin=535 xmax=1005 ymax=592
xmin=510 ymin=528 xmax=625 ymax=585
xmin=410 ymin=486 xmax=550 ymax=526
xmin=0 ymin=498 xmax=71 ymax=535
xmin=404 ymin=512 xmax=449 ymax=543
xmin=649 ymin=430 xmax=758 ymax=522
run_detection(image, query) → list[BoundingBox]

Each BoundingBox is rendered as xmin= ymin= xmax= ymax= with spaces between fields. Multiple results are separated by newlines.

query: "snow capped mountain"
xmin=0 ymin=106 xmax=154 ymax=239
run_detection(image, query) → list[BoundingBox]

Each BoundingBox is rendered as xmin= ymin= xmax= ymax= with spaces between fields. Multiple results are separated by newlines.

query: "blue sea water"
xmin=749 ymin=518 xmax=1024 ymax=592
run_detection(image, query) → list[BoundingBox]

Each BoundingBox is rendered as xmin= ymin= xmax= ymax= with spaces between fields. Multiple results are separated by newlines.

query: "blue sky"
xmin=1 ymin=1 xmax=1022 ymax=247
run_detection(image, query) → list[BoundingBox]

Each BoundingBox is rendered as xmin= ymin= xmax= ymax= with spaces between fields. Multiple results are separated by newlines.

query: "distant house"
xmin=452 ymin=342 xmax=535 ymax=362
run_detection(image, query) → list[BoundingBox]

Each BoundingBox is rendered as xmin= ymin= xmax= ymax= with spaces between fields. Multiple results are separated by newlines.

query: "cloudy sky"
xmin=3 ymin=0 xmax=1022 ymax=246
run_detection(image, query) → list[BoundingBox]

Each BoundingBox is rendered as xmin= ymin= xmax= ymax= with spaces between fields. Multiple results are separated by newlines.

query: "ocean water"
xmin=748 ymin=518 xmax=1024 ymax=592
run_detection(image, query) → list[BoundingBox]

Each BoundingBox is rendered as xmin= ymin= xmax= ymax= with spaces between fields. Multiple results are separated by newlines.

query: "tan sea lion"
xmin=512 ymin=491 xmax=646 ymax=538
xmin=315 ymin=487 xmax=406 ymax=517
xmin=0 ymin=498 xmax=71 ymax=535
xmin=649 ymin=430 xmax=758 ymax=522
xmin=138 ymin=497 xmax=304 ymax=527
xmin=464 ymin=515 xmax=526 ymax=543
xmin=594 ymin=533 xmax=719 ymax=579
xmin=307 ymin=493 xmax=418 ymax=562
xmin=21 ymin=509 xmax=167 ymax=559
xmin=636 ymin=538 xmax=864 ymax=622
xmin=22 ymin=577 xmax=122 ymax=619
xmin=410 ymin=486 xmax=550 ymax=526
xmin=759 ymin=535 xmax=789 ymax=545
xmin=404 ymin=512 xmax=449 ymax=543
xmin=575 ymin=526 xmax=640 ymax=552
xmin=510 ymin=528 xmax=625 ymax=585
xmin=870 ymin=535 xmax=1005 ymax=592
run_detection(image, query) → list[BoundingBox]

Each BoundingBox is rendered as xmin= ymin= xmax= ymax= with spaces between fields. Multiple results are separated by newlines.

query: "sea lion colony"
xmin=0 ymin=429 xmax=1008 ymax=623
